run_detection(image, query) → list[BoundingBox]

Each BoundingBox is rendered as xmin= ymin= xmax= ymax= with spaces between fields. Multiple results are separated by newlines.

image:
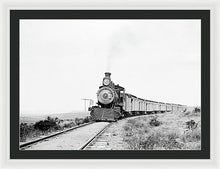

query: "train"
xmin=89 ymin=72 xmax=187 ymax=122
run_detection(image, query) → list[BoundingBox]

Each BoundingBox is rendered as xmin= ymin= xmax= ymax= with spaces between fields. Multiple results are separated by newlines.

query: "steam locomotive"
xmin=89 ymin=72 xmax=186 ymax=122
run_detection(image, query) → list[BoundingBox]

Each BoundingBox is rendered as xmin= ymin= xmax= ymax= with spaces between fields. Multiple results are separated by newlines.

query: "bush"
xmin=20 ymin=123 xmax=45 ymax=142
xmin=34 ymin=120 xmax=56 ymax=131
xmin=63 ymin=122 xmax=75 ymax=128
xmin=185 ymin=120 xmax=198 ymax=130
xmin=75 ymin=118 xmax=84 ymax=125
xmin=83 ymin=116 xmax=91 ymax=123
xmin=182 ymin=127 xmax=201 ymax=143
xmin=193 ymin=107 xmax=201 ymax=113
xmin=33 ymin=116 xmax=62 ymax=131
xmin=149 ymin=117 xmax=161 ymax=127
xmin=20 ymin=123 xmax=35 ymax=142
xmin=182 ymin=108 xmax=200 ymax=117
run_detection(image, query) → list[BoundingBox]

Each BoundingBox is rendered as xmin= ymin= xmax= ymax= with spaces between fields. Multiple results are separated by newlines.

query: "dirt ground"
xmin=86 ymin=116 xmax=149 ymax=150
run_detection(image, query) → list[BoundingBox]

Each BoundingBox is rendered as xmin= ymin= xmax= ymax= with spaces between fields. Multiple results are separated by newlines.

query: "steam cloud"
xmin=106 ymin=28 xmax=137 ymax=72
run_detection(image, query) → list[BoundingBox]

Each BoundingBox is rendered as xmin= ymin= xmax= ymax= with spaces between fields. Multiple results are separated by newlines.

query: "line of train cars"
xmin=89 ymin=72 xmax=187 ymax=121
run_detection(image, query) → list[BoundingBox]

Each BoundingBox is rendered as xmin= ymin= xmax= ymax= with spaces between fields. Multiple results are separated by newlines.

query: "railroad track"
xmin=21 ymin=121 xmax=111 ymax=150
xmin=20 ymin=122 xmax=94 ymax=149
xmin=79 ymin=122 xmax=112 ymax=150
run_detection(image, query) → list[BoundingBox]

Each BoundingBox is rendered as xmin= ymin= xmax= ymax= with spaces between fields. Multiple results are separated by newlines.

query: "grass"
xmin=20 ymin=116 xmax=92 ymax=143
xmin=123 ymin=107 xmax=201 ymax=150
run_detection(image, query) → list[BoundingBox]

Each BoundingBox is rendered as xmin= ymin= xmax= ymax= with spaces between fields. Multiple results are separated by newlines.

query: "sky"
xmin=20 ymin=19 xmax=201 ymax=115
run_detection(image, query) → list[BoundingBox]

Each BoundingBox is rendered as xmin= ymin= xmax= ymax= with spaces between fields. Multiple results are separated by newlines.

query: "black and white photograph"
xmin=19 ymin=18 xmax=201 ymax=150
xmin=10 ymin=10 xmax=210 ymax=159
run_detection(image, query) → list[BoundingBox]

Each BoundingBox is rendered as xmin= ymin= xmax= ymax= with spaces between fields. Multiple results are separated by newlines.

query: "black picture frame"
xmin=10 ymin=10 xmax=210 ymax=159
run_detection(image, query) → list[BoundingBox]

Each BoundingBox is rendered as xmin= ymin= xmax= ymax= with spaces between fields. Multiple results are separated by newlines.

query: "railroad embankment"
xmin=123 ymin=108 xmax=201 ymax=150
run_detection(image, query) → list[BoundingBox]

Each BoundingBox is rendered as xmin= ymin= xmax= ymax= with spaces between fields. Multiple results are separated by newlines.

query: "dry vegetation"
xmin=123 ymin=107 xmax=201 ymax=150
xmin=20 ymin=116 xmax=92 ymax=143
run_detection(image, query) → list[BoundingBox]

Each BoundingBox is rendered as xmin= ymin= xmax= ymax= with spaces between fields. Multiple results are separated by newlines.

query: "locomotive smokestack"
xmin=105 ymin=72 xmax=111 ymax=78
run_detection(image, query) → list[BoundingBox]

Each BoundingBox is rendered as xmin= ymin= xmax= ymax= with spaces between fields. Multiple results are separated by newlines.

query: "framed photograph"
xmin=10 ymin=10 xmax=210 ymax=159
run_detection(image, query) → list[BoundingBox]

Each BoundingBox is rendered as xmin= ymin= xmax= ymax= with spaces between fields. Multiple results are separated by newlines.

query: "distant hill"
xmin=20 ymin=111 xmax=90 ymax=124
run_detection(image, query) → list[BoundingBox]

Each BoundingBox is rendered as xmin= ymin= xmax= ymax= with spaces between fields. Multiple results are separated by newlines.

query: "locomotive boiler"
xmin=90 ymin=72 xmax=125 ymax=121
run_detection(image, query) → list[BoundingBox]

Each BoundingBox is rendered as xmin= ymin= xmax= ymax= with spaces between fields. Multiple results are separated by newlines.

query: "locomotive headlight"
xmin=103 ymin=78 xmax=110 ymax=86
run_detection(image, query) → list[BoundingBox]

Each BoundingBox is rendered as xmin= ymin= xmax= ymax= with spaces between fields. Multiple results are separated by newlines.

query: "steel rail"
xmin=79 ymin=122 xmax=112 ymax=150
xmin=20 ymin=122 xmax=94 ymax=149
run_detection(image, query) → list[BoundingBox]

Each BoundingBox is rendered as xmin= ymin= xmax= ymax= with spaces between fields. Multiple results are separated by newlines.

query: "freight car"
xmin=89 ymin=72 xmax=187 ymax=121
